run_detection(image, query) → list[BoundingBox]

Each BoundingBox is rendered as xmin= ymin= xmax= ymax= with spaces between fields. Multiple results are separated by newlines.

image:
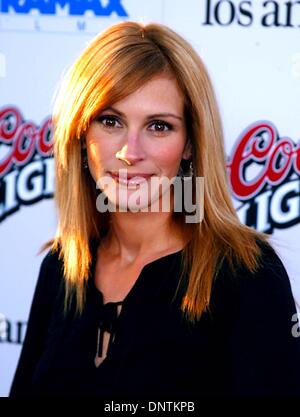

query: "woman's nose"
xmin=115 ymin=134 xmax=145 ymax=166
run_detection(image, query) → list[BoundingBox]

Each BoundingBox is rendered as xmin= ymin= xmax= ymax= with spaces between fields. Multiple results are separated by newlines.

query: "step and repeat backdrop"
xmin=0 ymin=0 xmax=300 ymax=396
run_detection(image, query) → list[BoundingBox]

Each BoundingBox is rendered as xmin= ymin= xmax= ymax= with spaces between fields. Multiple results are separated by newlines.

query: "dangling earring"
xmin=178 ymin=164 xmax=184 ymax=178
xmin=82 ymin=148 xmax=88 ymax=170
xmin=189 ymin=160 xmax=194 ymax=177
xmin=179 ymin=158 xmax=193 ymax=178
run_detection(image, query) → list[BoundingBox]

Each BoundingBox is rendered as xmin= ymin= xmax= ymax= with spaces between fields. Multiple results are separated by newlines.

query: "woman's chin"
xmin=109 ymin=196 xmax=156 ymax=213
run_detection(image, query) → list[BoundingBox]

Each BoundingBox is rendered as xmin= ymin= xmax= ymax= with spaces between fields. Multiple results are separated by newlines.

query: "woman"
xmin=10 ymin=21 xmax=300 ymax=398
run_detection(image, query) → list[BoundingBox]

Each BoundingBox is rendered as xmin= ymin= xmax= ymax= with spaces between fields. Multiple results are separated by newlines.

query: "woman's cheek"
xmin=86 ymin=142 xmax=105 ymax=182
xmin=154 ymin=143 xmax=184 ymax=174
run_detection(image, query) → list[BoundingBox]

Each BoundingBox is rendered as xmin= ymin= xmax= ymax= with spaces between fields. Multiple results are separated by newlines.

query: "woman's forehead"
xmin=102 ymin=74 xmax=186 ymax=114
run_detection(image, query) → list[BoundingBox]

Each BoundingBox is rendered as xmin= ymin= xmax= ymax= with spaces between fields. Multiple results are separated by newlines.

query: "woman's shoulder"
xmin=217 ymin=239 xmax=290 ymax=287
xmin=40 ymin=245 xmax=62 ymax=267
xmin=207 ymin=239 xmax=300 ymax=397
xmin=211 ymin=239 xmax=296 ymax=315
xmin=35 ymin=246 xmax=65 ymax=298
xmin=39 ymin=246 xmax=63 ymax=277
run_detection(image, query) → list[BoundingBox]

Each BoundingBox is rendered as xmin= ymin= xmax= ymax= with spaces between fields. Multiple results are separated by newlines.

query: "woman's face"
xmin=85 ymin=73 xmax=191 ymax=212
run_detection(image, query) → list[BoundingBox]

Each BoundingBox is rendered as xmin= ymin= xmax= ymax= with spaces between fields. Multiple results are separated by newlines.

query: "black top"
xmin=9 ymin=241 xmax=300 ymax=398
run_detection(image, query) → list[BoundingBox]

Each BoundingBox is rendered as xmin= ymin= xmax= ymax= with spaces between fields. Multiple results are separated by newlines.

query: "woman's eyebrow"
xmin=101 ymin=106 xmax=183 ymax=121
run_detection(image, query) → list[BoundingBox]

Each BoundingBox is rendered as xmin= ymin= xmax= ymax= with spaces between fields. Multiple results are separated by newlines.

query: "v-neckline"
xmin=87 ymin=242 xmax=184 ymax=371
xmin=88 ymin=242 xmax=184 ymax=308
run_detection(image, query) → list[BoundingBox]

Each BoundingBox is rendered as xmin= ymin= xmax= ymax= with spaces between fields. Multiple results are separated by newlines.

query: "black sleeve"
xmin=210 ymin=242 xmax=300 ymax=397
xmin=9 ymin=250 xmax=62 ymax=397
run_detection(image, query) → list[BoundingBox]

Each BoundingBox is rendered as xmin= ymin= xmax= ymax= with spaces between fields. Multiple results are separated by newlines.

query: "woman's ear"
xmin=182 ymin=139 xmax=192 ymax=160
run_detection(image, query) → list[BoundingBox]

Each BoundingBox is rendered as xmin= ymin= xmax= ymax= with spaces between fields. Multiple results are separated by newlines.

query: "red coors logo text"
xmin=0 ymin=106 xmax=54 ymax=221
xmin=228 ymin=121 xmax=300 ymax=232
xmin=228 ymin=121 xmax=300 ymax=200
xmin=0 ymin=106 xmax=52 ymax=177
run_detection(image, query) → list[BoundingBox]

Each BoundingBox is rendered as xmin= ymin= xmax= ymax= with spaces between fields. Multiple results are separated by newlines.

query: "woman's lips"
xmin=108 ymin=172 xmax=153 ymax=188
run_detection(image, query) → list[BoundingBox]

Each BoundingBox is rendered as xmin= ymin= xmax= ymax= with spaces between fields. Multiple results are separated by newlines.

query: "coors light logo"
xmin=228 ymin=121 xmax=300 ymax=233
xmin=0 ymin=106 xmax=54 ymax=222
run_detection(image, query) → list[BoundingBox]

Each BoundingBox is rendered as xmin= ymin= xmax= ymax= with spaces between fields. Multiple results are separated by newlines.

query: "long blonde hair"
xmin=51 ymin=21 xmax=267 ymax=322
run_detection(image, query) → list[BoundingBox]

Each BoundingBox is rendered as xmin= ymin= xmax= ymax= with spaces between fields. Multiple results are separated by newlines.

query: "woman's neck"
xmin=101 ymin=209 xmax=186 ymax=266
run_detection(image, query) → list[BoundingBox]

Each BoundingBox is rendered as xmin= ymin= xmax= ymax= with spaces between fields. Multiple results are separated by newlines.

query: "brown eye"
xmin=97 ymin=115 xmax=121 ymax=128
xmin=149 ymin=120 xmax=173 ymax=133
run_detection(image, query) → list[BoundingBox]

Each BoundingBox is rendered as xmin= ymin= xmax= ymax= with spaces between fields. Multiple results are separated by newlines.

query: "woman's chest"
xmin=34 ymin=292 xmax=215 ymax=396
xmin=93 ymin=254 xmax=146 ymax=304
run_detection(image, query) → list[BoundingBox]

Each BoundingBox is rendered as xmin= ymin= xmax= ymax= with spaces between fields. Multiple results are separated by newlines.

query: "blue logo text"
xmin=0 ymin=0 xmax=128 ymax=16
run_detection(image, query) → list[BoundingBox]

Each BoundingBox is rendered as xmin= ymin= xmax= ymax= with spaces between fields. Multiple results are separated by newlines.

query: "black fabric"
xmin=96 ymin=301 xmax=123 ymax=358
xmin=9 ymin=241 xmax=300 ymax=398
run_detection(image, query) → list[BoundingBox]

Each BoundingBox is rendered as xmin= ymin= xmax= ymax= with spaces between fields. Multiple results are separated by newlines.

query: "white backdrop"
xmin=1 ymin=0 xmax=300 ymax=396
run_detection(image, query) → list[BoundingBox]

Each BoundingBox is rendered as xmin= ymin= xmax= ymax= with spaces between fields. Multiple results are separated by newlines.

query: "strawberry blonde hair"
xmin=51 ymin=21 xmax=267 ymax=322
